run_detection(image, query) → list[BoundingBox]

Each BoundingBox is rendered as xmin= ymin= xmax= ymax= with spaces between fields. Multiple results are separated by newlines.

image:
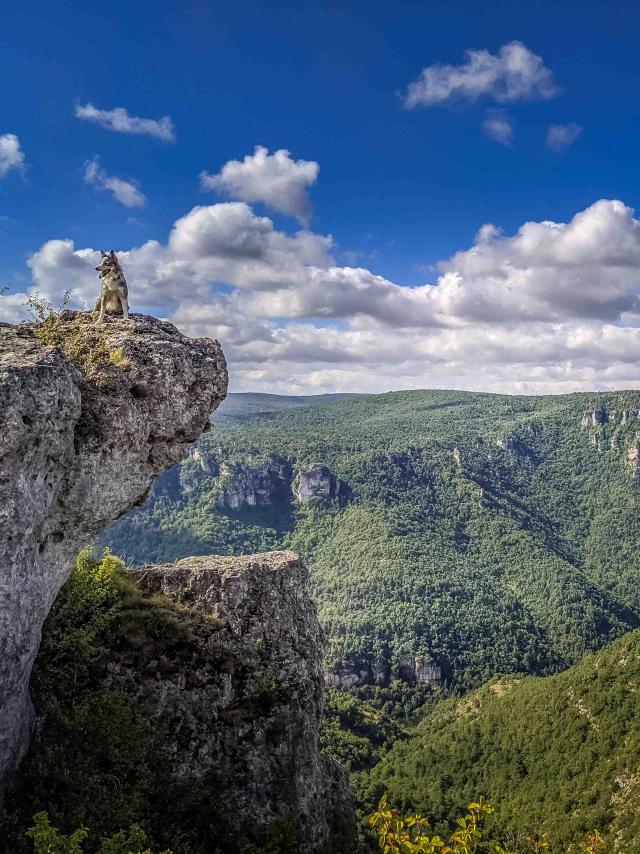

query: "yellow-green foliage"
xmin=108 ymin=346 xmax=131 ymax=369
xmin=26 ymin=812 xmax=171 ymax=854
xmin=24 ymin=290 xmax=72 ymax=323
xmin=369 ymin=797 xmax=606 ymax=854
xmin=27 ymin=812 xmax=88 ymax=854
xmin=369 ymin=795 xmax=508 ymax=853
xmin=32 ymin=312 xmax=115 ymax=376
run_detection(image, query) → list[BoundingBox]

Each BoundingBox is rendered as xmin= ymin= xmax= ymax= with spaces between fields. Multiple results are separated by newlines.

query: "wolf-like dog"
xmin=94 ymin=250 xmax=129 ymax=324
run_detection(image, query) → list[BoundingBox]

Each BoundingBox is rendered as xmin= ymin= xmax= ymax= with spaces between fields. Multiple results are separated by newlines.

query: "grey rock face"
xmin=139 ymin=451 xmax=351 ymax=514
xmin=581 ymin=409 xmax=609 ymax=427
xmin=0 ymin=313 xmax=227 ymax=787
xmin=190 ymin=447 xmax=218 ymax=476
xmin=325 ymin=656 xmax=441 ymax=688
xmin=325 ymin=667 xmax=370 ymax=689
xmin=582 ymin=408 xmax=640 ymax=427
xmin=396 ymin=657 xmax=442 ymax=685
xmin=580 ymin=407 xmax=640 ymax=478
xmin=216 ymin=457 xmax=293 ymax=509
xmin=414 ymin=660 xmax=443 ymax=684
xmin=293 ymin=466 xmax=349 ymax=504
xmin=496 ymin=433 xmax=521 ymax=452
xmin=122 ymin=551 xmax=354 ymax=852
xmin=628 ymin=438 xmax=640 ymax=480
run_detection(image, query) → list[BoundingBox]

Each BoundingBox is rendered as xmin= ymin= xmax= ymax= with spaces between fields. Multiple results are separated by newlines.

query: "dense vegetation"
xmin=26 ymin=811 xmax=170 ymax=854
xmin=23 ymin=797 xmax=611 ymax=854
xmin=368 ymin=797 xmax=609 ymax=854
xmin=360 ymin=630 xmax=640 ymax=851
xmin=100 ymin=390 xmax=640 ymax=848
xmin=104 ymin=389 xmax=640 ymax=692
xmin=213 ymin=391 xmax=361 ymax=426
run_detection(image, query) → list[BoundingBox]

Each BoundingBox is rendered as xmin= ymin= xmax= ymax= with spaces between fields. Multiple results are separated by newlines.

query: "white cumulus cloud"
xmin=482 ymin=110 xmax=514 ymax=145
xmin=546 ymin=122 xmax=582 ymax=152
xmin=404 ymin=41 xmax=558 ymax=108
xmin=0 ymin=133 xmax=25 ymax=178
xmin=75 ymin=103 xmax=175 ymax=142
xmin=12 ymin=191 xmax=640 ymax=395
xmin=200 ymin=146 xmax=319 ymax=222
xmin=435 ymin=199 xmax=640 ymax=323
xmin=83 ymin=156 xmax=146 ymax=208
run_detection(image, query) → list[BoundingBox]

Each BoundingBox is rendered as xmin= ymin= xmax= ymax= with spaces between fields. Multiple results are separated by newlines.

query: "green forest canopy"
xmin=104 ymin=388 xmax=640 ymax=692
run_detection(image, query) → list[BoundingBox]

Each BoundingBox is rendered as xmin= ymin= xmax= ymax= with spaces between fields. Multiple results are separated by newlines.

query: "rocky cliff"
xmin=0 ymin=312 xmax=227 ymax=787
xmin=168 ymin=449 xmax=350 ymax=511
xmin=580 ymin=408 xmax=640 ymax=475
xmin=113 ymin=551 xmax=354 ymax=851
xmin=293 ymin=466 xmax=351 ymax=504
xmin=215 ymin=457 xmax=293 ymax=509
xmin=325 ymin=657 xmax=442 ymax=689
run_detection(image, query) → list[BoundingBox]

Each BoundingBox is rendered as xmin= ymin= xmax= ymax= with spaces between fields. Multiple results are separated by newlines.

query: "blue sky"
xmin=2 ymin=0 xmax=640 ymax=393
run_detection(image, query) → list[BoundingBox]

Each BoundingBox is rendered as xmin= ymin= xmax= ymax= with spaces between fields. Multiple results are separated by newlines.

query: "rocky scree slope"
xmin=0 ymin=312 xmax=227 ymax=787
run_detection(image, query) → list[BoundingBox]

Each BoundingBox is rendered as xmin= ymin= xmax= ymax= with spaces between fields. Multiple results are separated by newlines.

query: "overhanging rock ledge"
xmin=0 ymin=312 xmax=228 ymax=787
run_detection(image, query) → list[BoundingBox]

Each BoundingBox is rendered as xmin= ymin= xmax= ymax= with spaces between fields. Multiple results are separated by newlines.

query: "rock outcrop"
xmin=169 ymin=452 xmax=351 ymax=510
xmin=581 ymin=409 xmax=609 ymax=427
xmin=190 ymin=447 xmax=219 ymax=476
xmin=496 ymin=433 xmax=523 ymax=453
xmin=0 ymin=312 xmax=227 ymax=787
xmin=582 ymin=408 xmax=640 ymax=427
xmin=629 ymin=438 xmax=640 ymax=480
xmin=293 ymin=466 xmax=350 ymax=504
xmin=397 ymin=658 xmax=442 ymax=684
xmin=580 ymin=408 xmax=640 ymax=477
xmin=119 ymin=551 xmax=354 ymax=852
xmin=326 ymin=656 xmax=441 ymax=688
xmin=216 ymin=457 xmax=293 ymax=509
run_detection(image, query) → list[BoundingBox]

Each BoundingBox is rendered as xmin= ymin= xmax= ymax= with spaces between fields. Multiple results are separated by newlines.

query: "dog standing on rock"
xmin=94 ymin=250 xmax=129 ymax=324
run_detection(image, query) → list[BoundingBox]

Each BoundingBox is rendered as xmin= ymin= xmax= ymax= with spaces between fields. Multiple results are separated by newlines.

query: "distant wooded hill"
xmin=359 ymin=627 xmax=640 ymax=850
xmin=213 ymin=391 xmax=362 ymax=425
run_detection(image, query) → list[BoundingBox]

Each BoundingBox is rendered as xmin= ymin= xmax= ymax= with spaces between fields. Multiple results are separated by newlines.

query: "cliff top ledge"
xmin=136 ymin=549 xmax=302 ymax=576
xmin=131 ymin=550 xmax=313 ymax=639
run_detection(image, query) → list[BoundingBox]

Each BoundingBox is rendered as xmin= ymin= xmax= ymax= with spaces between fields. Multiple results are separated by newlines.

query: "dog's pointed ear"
xmin=100 ymin=250 xmax=107 ymax=257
